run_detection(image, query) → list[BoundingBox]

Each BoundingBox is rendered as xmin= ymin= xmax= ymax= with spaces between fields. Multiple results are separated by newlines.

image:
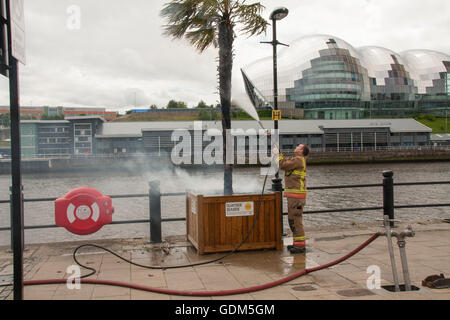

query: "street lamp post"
xmin=262 ymin=7 xmax=289 ymax=237
xmin=262 ymin=7 xmax=289 ymax=188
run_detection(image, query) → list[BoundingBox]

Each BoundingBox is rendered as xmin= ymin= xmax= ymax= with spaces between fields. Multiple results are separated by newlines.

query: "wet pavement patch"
xmin=336 ymin=288 xmax=375 ymax=297
xmin=291 ymin=285 xmax=317 ymax=292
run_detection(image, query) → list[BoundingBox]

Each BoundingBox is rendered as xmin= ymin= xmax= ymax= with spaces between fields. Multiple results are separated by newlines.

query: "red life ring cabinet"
xmin=55 ymin=187 xmax=114 ymax=235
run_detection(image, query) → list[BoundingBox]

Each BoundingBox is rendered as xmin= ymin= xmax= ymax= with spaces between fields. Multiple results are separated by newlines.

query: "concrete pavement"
xmin=1 ymin=219 xmax=450 ymax=300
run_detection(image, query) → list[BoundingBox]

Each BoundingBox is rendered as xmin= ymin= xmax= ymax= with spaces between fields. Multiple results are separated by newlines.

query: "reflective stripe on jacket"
xmin=278 ymin=154 xmax=307 ymax=198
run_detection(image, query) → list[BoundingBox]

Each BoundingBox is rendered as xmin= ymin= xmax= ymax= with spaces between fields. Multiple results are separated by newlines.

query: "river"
xmin=0 ymin=161 xmax=449 ymax=246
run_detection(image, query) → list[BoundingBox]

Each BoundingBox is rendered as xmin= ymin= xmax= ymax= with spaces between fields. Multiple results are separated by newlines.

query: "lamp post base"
xmin=271 ymin=178 xmax=283 ymax=192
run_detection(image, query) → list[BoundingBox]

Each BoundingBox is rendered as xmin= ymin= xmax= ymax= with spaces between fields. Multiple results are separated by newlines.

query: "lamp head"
xmin=270 ymin=7 xmax=289 ymax=21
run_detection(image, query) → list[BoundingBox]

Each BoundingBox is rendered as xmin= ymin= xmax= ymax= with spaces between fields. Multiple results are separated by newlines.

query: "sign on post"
xmin=272 ymin=110 xmax=282 ymax=121
xmin=10 ymin=0 xmax=25 ymax=65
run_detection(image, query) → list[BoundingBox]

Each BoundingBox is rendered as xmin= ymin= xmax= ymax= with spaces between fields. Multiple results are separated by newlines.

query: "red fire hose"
xmin=23 ymin=233 xmax=380 ymax=297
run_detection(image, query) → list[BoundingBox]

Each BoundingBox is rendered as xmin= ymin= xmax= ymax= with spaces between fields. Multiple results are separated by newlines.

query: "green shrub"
xmin=198 ymin=110 xmax=211 ymax=120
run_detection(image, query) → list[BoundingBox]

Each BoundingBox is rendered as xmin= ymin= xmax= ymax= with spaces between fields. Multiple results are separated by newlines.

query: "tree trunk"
xmin=218 ymin=20 xmax=234 ymax=195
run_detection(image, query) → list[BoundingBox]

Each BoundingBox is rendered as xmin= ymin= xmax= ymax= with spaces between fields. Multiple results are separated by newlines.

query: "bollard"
xmin=149 ymin=180 xmax=162 ymax=243
xmin=382 ymin=171 xmax=395 ymax=227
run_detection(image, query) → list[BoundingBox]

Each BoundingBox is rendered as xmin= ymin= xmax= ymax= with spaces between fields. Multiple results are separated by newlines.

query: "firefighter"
xmin=273 ymin=144 xmax=310 ymax=254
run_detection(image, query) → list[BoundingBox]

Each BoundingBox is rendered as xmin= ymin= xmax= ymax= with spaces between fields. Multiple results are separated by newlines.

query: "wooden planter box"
xmin=186 ymin=192 xmax=282 ymax=254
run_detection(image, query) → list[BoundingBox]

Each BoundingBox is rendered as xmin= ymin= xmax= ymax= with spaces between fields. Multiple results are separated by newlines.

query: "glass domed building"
xmin=241 ymin=35 xmax=450 ymax=119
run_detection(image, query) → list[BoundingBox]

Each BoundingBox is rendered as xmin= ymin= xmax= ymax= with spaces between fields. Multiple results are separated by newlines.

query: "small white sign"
xmin=10 ymin=0 xmax=26 ymax=64
xmin=226 ymin=201 xmax=254 ymax=217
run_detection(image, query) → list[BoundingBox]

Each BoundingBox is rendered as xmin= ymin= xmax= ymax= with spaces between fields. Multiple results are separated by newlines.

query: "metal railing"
xmin=8 ymin=144 xmax=450 ymax=160
xmin=1 ymin=171 xmax=450 ymax=245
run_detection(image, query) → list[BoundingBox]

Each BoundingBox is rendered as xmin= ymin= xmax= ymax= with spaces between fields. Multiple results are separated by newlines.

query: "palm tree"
xmin=161 ymin=0 xmax=268 ymax=195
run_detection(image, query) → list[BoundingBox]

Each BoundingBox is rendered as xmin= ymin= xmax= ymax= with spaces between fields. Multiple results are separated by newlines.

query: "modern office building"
xmin=21 ymin=117 xmax=105 ymax=158
xmin=20 ymin=118 xmax=431 ymax=158
xmin=241 ymin=35 xmax=450 ymax=119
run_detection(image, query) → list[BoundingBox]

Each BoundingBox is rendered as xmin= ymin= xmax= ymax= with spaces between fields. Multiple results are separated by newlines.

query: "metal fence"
xmin=9 ymin=144 xmax=450 ymax=160
xmin=1 ymin=171 xmax=450 ymax=245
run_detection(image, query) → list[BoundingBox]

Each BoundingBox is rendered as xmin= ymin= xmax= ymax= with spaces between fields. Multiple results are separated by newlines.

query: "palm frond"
xmin=186 ymin=27 xmax=217 ymax=51
xmin=234 ymin=2 xmax=268 ymax=37
xmin=160 ymin=0 xmax=221 ymax=51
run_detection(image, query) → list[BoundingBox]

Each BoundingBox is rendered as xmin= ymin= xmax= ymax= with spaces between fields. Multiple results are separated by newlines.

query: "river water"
xmin=0 ymin=162 xmax=449 ymax=246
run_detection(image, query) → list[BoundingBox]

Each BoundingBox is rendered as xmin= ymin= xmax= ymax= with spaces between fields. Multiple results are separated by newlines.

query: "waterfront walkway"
xmin=1 ymin=220 xmax=449 ymax=300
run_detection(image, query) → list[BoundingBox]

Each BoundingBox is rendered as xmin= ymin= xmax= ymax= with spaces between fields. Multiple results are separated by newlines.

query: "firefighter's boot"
xmin=288 ymin=236 xmax=306 ymax=254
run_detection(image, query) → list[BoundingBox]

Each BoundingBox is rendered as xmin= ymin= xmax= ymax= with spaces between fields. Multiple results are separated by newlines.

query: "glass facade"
xmin=242 ymin=35 xmax=450 ymax=119
xmin=21 ymin=123 xmax=38 ymax=158
xmin=74 ymin=123 xmax=93 ymax=155
xmin=37 ymin=123 xmax=72 ymax=156
xmin=446 ymin=72 xmax=450 ymax=96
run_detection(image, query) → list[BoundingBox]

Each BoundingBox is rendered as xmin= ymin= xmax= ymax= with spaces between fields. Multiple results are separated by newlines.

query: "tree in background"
xmin=198 ymin=108 xmax=219 ymax=121
xmin=161 ymin=0 xmax=268 ymax=194
xmin=167 ymin=100 xmax=188 ymax=109
xmin=196 ymin=100 xmax=208 ymax=108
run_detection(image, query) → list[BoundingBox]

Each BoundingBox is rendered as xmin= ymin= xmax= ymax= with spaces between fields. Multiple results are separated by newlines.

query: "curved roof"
xmin=400 ymin=49 xmax=450 ymax=93
xmin=358 ymin=46 xmax=408 ymax=86
xmin=242 ymin=34 xmax=450 ymax=103
xmin=243 ymin=34 xmax=364 ymax=101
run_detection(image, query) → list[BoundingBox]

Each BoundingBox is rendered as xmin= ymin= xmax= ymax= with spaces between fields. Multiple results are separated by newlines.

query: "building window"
xmin=39 ymin=127 xmax=56 ymax=133
xmin=74 ymin=123 xmax=93 ymax=155
xmin=75 ymin=124 xmax=91 ymax=130
xmin=76 ymin=136 xmax=90 ymax=142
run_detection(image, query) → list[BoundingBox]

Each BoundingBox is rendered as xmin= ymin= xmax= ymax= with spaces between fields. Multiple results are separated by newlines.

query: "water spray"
xmin=257 ymin=120 xmax=271 ymax=136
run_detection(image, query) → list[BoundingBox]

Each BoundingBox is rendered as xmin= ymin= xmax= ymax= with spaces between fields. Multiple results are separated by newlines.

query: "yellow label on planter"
xmin=226 ymin=202 xmax=254 ymax=217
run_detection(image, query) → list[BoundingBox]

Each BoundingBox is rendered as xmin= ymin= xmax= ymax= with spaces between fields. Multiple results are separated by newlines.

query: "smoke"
xmin=144 ymin=166 xmax=265 ymax=195
xmin=89 ymin=132 xmax=269 ymax=195
xmin=110 ymin=152 xmax=264 ymax=195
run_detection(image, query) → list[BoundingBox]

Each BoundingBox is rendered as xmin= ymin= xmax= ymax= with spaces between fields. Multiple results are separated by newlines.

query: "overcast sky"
xmin=0 ymin=0 xmax=449 ymax=114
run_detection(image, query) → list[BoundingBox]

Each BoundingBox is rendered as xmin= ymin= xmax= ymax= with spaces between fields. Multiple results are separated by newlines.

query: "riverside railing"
xmin=9 ymin=144 xmax=450 ymax=160
xmin=1 ymin=171 xmax=450 ymax=245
